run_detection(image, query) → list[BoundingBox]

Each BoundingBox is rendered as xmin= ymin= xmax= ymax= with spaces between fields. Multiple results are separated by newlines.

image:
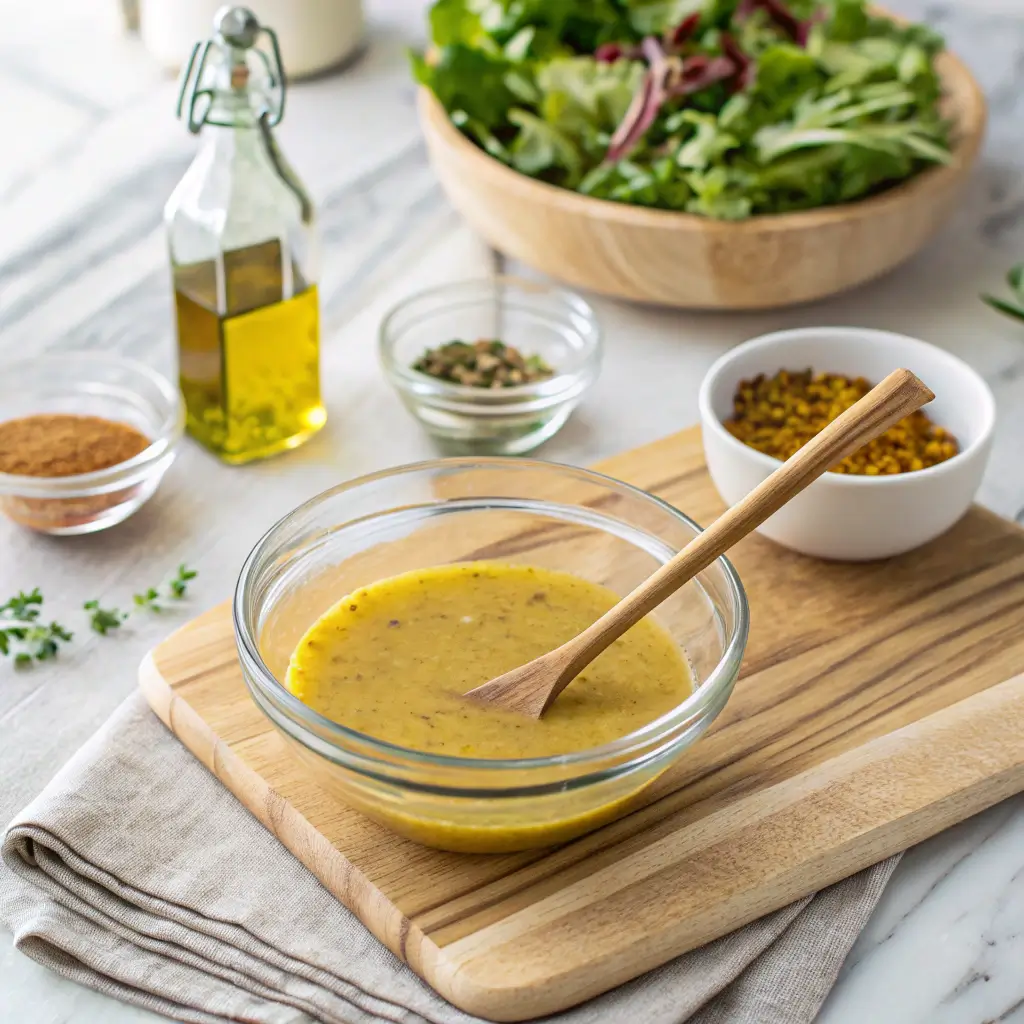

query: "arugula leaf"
xmin=412 ymin=44 xmax=516 ymax=128
xmin=536 ymin=56 xmax=645 ymax=166
xmin=428 ymin=0 xmax=491 ymax=49
xmin=675 ymin=111 xmax=740 ymax=169
xmin=684 ymin=166 xmax=753 ymax=218
xmin=509 ymin=110 xmax=582 ymax=181
xmin=826 ymin=0 xmax=869 ymax=42
xmin=627 ymin=0 xmax=704 ymax=36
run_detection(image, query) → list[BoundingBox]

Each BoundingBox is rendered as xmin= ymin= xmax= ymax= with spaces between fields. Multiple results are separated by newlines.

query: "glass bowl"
xmin=379 ymin=277 xmax=602 ymax=455
xmin=234 ymin=459 xmax=748 ymax=853
xmin=0 ymin=353 xmax=184 ymax=535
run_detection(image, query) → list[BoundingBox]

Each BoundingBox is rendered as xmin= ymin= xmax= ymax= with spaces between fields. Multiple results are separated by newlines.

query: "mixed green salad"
xmin=412 ymin=0 xmax=952 ymax=220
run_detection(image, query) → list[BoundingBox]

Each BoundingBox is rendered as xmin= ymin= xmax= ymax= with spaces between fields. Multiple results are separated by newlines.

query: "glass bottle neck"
xmin=201 ymin=49 xmax=273 ymax=129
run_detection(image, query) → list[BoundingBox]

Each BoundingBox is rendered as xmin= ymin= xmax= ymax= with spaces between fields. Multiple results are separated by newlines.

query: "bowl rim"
xmin=416 ymin=40 xmax=986 ymax=233
xmin=233 ymin=455 xmax=750 ymax=773
xmin=0 ymin=352 xmax=184 ymax=494
xmin=697 ymin=326 xmax=997 ymax=486
xmin=378 ymin=275 xmax=603 ymax=403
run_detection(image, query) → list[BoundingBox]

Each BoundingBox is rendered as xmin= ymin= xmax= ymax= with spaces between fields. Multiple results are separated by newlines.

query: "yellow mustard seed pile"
xmin=724 ymin=369 xmax=959 ymax=476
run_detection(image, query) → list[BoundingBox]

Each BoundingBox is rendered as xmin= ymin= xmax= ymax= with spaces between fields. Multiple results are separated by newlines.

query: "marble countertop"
xmin=2 ymin=0 xmax=1024 ymax=1021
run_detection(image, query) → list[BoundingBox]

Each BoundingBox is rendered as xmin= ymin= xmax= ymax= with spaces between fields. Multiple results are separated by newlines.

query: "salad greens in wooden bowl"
xmin=413 ymin=0 xmax=983 ymax=308
xmin=413 ymin=0 xmax=955 ymax=220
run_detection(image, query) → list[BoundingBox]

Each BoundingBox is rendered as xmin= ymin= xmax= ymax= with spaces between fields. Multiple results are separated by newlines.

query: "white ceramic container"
xmin=698 ymin=327 xmax=996 ymax=561
xmin=138 ymin=0 xmax=364 ymax=79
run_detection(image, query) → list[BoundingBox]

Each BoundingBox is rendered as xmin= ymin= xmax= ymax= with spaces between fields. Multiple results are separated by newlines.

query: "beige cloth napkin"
xmin=1 ymin=692 xmax=899 ymax=1024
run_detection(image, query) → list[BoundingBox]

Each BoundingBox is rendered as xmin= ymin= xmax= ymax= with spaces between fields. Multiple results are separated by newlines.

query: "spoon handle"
xmin=550 ymin=368 xmax=934 ymax=693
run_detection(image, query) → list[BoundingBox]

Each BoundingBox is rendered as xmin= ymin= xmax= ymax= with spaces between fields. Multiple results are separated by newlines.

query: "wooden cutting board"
xmin=140 ymin=426 xmax=1024 ymax=1022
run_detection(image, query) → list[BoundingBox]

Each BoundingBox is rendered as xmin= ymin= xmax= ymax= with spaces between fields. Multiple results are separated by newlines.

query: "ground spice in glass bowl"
xmin=724 ymin=369 xmax=959 ymax=475
xmin=0 ymin=354 xmax=183 ymax=535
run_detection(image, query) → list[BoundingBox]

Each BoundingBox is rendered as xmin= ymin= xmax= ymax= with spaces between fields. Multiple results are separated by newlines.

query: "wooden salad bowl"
xmin=418 ymin=48 xmax=986 ymax=310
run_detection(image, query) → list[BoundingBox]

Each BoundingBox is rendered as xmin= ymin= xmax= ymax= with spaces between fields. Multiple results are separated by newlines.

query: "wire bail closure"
xmin=174 ymin=6 xmax=287 ymax=135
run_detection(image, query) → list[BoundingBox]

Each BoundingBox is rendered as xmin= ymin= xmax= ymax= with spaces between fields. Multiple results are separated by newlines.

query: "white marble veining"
xmin=1 ymin=0 xmax=1024 ymax=1021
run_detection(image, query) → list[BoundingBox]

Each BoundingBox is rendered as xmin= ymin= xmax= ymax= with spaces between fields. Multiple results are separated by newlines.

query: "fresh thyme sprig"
xmin=1 ymin=590 xmax=74 ymax=666
xmin=83 ymin=600 xmax=128 ymax=636
xmin=133 ymin=564 xmax=198 ymax=612
xmin=2 ymin=564 xmax=198 ymax=667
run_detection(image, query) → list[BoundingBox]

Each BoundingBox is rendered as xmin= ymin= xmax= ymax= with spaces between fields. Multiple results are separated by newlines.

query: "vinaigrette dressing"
xmin=286 ymin=562 xmax=693 ymax=759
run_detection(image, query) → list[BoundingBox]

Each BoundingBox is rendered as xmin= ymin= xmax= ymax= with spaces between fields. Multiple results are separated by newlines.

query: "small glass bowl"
xmin=234 ymin=458 xmax=748 ymax=853
xmin=379 ymin=277 xmax=602 ymax=455
xmin=0 ymin=353 xmax=184 ymax=535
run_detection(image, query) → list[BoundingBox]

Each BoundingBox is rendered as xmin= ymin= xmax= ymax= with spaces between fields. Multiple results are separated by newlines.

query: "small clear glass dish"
xmin=235 ymin=458 xmax=748 ymax=853
xmin=0 ymin=353 xmax=184 ymax=535
xmin=379 ymin=277 xmax=602 ymax=455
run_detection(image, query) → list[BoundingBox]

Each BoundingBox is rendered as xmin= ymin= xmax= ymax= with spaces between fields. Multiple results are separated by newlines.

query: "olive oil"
xmin=174 ymin=243 xmax=325 ymax=463
xmin=166 ymin=8 xmax=325 ymax=465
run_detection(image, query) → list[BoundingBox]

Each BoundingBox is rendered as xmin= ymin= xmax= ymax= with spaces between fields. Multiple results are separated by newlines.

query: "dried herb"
xmin=413 ymin=340 xmax=554 ymax=388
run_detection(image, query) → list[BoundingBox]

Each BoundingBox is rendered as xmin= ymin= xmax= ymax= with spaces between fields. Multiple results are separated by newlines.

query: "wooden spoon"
xmin=465 ymin=368 xmax=934 ymax=718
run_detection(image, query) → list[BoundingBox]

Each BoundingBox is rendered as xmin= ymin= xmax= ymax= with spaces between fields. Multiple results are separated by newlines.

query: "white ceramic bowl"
xmin=698 ymin=328 xmax=995 ymax=561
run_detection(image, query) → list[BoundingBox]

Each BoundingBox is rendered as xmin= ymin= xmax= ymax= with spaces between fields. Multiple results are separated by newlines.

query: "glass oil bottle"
xmin=165 ymin=6 xmax=325 ymax=464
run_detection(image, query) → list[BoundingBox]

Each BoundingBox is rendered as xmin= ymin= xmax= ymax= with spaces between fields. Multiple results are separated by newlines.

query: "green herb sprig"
xmin=983 ymin=264 xmax=1024 ymax=324
xmin=1 ymin=589 xmax=74 ymax=666
xmin=1 ymin=564 xmax=198 ymax=668
xmin=83 ymin=600 xmax=128 ymax=636
xmin=134 ymin=564 xmax=198 ymax=612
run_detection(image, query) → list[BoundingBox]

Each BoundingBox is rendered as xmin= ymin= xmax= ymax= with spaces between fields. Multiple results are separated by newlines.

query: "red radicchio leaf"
xmin=596 ymin=41 xmax=646 ymax=62
xmin=669 ymin=54 xmax=737 ymax=97
xmin=595 ymin=42 xmax=624 ymax=62
xmin=720 ymin=32 xmax=755 ymax=91
xmin=735 ymin=0 xmax=816 ymax=47
xmin=605 ymin=70 xmax=662 ymax=161
xmin=604 ymin=35 xmax=741 ymax=162
xmin=605 ymin=37 xmax=672 ymax=162
xmin=666 ymin=12 xmax=701 ymax=50
xmin=640 ymin=34 xmax=667 ymax=65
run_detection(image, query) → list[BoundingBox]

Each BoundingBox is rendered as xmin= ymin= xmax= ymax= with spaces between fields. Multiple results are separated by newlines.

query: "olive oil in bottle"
xmin=166 ymin=7 xmax=325 ymax=464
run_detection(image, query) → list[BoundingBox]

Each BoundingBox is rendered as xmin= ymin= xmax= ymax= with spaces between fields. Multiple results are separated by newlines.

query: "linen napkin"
xmin=1 ymin=691 xmax=898 ymax=1024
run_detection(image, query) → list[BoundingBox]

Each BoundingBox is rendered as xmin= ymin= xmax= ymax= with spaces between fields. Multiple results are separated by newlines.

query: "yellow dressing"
xmin=286 ymin=562 xmax=693 ymax=759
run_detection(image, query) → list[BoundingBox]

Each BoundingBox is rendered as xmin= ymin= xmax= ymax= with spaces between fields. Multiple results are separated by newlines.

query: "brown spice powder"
xmin=0 ymin=414 xmax=153 ymax=533
xmin=0 ymin=414 xmax=150 ymax=477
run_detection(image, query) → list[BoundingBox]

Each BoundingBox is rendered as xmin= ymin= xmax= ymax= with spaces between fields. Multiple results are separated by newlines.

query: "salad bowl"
xmin=418 ymin=44 xmax=984 ymax=310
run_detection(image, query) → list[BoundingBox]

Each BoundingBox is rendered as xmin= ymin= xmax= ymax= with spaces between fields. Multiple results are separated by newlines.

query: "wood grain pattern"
xmin=417 ymin=43 xmax=986 ymax=310
xmin=468 ymin=369 xmax=934 ymax=716
xmin=139 ymin=426 xmax=1024 ymax=1021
